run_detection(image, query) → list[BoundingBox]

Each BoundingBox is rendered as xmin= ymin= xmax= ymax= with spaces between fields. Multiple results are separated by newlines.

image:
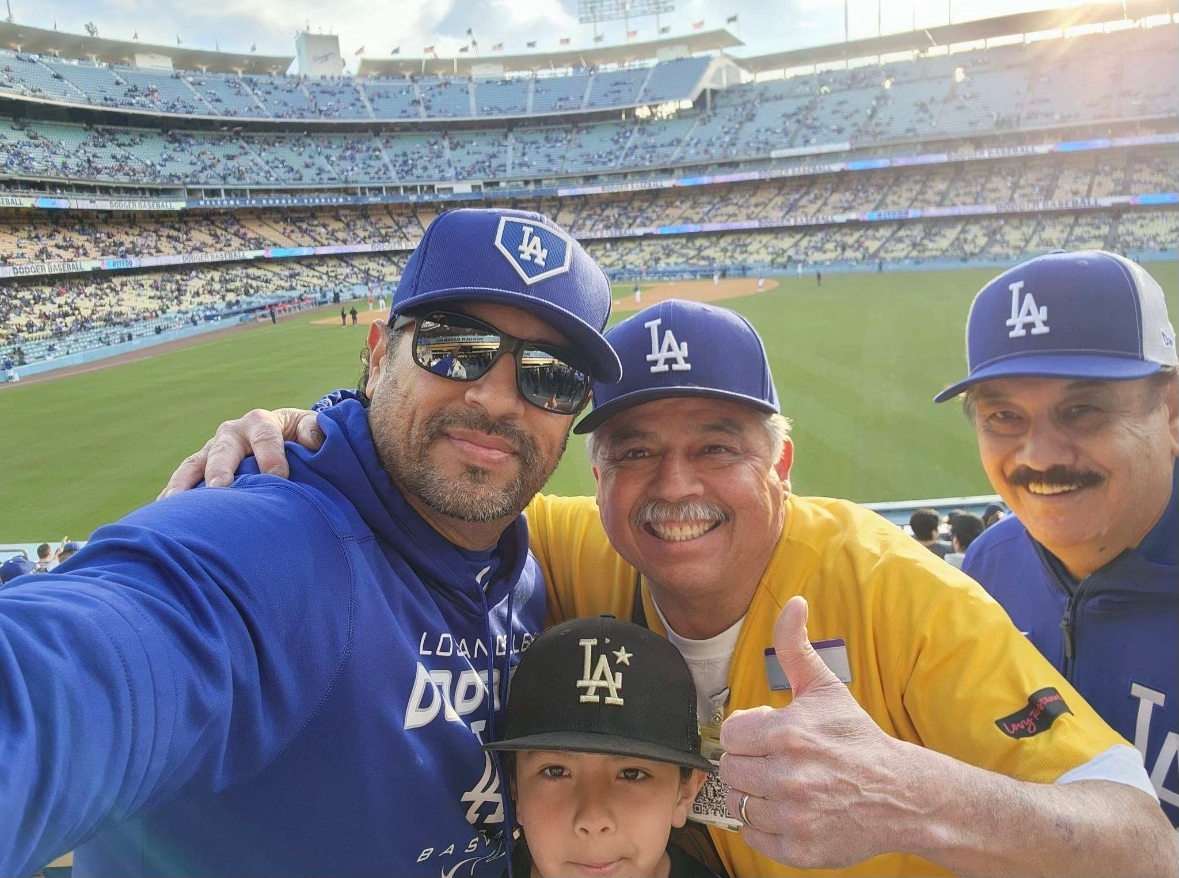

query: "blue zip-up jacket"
xmin=0 ymin=399 xmax=545 ymax=876
xmin=963 ymin=462 xmax=1178 ymax=824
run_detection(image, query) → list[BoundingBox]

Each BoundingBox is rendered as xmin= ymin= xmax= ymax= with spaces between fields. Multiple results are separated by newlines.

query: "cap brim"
xmin=933 ymin=354 xmax=1164 ymax=403
xmin=574 ymin=386 xmax=779 ymax=434
xmin=395 ymin=287 xmax=622 ymax=384
xmin=484 ymin=730 xmax=715 ymax=772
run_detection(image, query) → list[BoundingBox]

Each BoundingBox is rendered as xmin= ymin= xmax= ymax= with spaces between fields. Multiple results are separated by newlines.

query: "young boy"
xmin=485 ymin=615 xmax=719 ymax=878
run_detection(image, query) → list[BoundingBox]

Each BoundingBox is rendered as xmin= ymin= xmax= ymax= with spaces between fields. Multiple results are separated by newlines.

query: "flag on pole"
xmin=626 ymin=30 xmax=638 ymax=38
xmin=593 ymin=34 xmax=605 ymax=43
xmin=691 ymin=21 xmax=704 ymax=29
xmin=133 ymin=30 xmax=140 ymax=40
xmin=390 ymin=46 xmax=400 ymax=54
xmin=355 ymin=45 xmax=365 ymax=55
xmin=526 ymin=39 xmax=537 ymax=48
xmin=726 ymin=14 xmax=739 ymax=24
xmin=423 ymin=45 xmax=435 ymax=53
xmin=250 ymin=43 xmax=257 ymax=52
xmin=459 ymin=45 xmax=469 ymax=53
xmin=491 ymin=42 xmax=503 ymax=51
xmin=559 ymin=37 xmax=571 ymax=45
xmin=215 ymin=38 xmax=220 ymax=51
xmin=659 ymin=25 xmax=670 ymax=34
xmin=176 ymin=34 xmax=183 ymax=45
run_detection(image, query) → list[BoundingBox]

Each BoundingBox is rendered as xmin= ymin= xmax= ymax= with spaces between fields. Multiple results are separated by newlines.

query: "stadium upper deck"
xmin=0 ymin=20 xmax=1174 ymax=191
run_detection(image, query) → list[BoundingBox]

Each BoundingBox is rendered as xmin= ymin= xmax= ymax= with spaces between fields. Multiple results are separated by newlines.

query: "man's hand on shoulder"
xmin=159 ymin=408 xmax=321 ymax=499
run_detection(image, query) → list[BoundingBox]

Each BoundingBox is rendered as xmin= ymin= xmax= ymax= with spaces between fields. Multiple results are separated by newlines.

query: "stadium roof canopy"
xmin=737 ymin=0 xmax=1176 ymax=73
xmin=356 ymin=29 xmax=742 ymax=77
xmin=0 ymin=21 xmax=294 ymax=74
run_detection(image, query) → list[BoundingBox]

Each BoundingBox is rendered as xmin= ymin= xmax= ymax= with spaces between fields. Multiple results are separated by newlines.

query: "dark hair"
xmin=909 ymin=508 xmax=941 ymax=541
xmin=36 ymin=543 xmax=51 ymax=560
xmin=951 ymin=513 xmax=985 ymax=551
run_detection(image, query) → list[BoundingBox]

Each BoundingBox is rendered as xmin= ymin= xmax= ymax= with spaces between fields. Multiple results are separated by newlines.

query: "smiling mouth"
xmin=643 ymin=520 xmax=724 ymax=541
xmin=1024 ymin=481 xmax=1089 ymax=496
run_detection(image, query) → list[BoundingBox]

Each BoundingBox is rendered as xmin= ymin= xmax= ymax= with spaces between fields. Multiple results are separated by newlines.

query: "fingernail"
xmin=207 ymin=476 xmax=230 ymax=488
xmin=160 ymin=489 xmax=176 ymax=499
xmin=266 ymin=466 xmax=286 ymax=476
xmin=311 ymin=430 xmax=326 ymax=445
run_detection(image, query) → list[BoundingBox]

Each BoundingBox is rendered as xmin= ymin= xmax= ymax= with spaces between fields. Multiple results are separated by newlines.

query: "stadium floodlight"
xmin=577 ymin=0 xmax=674 ymax=25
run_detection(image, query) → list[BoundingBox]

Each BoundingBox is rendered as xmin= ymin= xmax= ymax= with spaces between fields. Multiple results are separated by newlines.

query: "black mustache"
xmin=1007 ymin=465 xmax=1104 ymax=491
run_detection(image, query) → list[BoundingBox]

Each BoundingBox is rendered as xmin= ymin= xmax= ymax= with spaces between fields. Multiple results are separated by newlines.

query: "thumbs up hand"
xmin=720 ymin=596 xmax=915 ymax=871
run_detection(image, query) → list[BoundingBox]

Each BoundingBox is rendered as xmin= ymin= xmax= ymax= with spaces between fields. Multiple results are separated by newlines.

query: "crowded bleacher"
xmin=0 ymin=15 xmax=1175 ymax=369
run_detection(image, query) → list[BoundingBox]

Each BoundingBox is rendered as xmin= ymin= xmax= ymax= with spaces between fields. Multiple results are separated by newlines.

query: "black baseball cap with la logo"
xmin=484 ymin=616 xmax=714 ymax=772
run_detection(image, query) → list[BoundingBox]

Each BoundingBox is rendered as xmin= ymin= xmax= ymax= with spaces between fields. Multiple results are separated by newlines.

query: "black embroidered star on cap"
xmin=484 ymin=616 xmax=713 ymax=772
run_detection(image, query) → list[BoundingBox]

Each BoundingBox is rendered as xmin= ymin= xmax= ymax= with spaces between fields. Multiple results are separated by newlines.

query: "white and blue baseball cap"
xmin=934 ymin=250 xmax=1177 ymax=403
xmin=392 ymin=208 xmax=622 ymax=383
xmin=574 ymin=299 xmax=778 ymax=434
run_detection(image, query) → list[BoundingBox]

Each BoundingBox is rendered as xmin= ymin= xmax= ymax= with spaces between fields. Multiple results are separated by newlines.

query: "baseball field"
xmin=2 ymin=263 xmax=1175 ymax=542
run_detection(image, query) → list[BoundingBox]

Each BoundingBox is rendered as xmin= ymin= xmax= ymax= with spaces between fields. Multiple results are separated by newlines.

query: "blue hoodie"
xmin=0 ymin=399 xmax=544 ymax=876
xmin=963 ymin=462 xmax=1178 ymax=824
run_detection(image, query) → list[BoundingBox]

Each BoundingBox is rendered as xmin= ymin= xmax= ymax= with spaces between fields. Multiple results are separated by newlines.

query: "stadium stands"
xmin=0 ymin=21 xmax=1175 ymax=368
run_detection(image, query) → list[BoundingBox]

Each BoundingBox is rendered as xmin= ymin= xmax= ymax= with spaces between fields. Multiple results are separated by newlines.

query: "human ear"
xmin=671 ymin=770 xmax=709 ymax=828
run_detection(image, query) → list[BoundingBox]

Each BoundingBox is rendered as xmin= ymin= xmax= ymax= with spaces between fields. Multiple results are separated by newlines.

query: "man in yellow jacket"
xmin=166 ymin=299 xmax=1174 ymax=877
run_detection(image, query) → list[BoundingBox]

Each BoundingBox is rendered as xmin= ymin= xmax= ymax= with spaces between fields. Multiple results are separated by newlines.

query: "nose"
xmin=649 ymin=450 xmax=704 ymax=502
xmin=463 ymin=351 xmax=526 ymax=420
xmin=1011 ymin=413 xmax=1077 ymax=473
xmin=573 ymin=784 xmax=617 ymax=837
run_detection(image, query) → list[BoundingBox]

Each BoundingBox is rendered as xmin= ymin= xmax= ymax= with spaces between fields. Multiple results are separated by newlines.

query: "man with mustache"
xmin=172 ymin=298 xmax=1174 ymax=876
xmin=934 ymin=250 xmax=1179 ymax=826
xmin=0 ymin=208 xmax=622 ymax=878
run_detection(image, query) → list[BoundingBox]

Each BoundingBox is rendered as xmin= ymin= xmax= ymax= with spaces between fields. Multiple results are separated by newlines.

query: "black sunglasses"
xmin=394 ymin=311 xmax=594 ymax=415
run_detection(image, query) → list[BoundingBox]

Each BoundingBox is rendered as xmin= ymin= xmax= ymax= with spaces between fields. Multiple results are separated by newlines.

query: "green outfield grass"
xmin=2 ymin=266 xmax=1175 ymax=541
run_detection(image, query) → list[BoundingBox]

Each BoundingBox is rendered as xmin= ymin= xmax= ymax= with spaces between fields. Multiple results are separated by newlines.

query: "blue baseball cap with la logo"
xmin=574 ymin=299 xmax=778 ymax=434
xmin=392 ymin=208 xmax=622 ymax=383
xmin=935 ymin=250 xmax=1177 ymax=402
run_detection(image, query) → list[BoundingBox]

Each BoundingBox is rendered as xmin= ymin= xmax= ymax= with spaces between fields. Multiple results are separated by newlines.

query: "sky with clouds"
xmin=16 ymin=0 xmax=1090 ymax=68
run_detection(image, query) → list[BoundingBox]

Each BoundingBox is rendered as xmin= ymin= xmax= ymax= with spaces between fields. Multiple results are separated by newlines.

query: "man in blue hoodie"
xmin=934 ymin=250 xmax=1178 ymax=826
xmin=0 ymin=208 xmax=623 ymax=878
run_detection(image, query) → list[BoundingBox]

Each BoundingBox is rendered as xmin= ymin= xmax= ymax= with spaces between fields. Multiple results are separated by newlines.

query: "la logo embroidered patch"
xmin=494 ymin=217 xmax=572 ymax=284
xmin=644 ymin=317 xmax=691 ymax=373
xmin=1005 ymin=280 xmax=1050 ymax=338
xmin=577 ymin=637 xmax=627 ymax=706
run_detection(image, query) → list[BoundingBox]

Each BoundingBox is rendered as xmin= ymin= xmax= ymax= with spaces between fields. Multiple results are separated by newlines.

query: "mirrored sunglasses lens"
xmin=519 ymin=347 xmax=591 ymax=413
xmin=415 ymin=319 xmax=500 ymax=381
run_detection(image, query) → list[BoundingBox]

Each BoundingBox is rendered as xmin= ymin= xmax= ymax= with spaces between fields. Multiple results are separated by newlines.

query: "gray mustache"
xmin=632 ymin=499 xmax=730 ymax=527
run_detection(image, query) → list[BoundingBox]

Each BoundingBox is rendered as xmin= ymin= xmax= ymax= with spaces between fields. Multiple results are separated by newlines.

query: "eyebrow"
xmin=603 ymin=418 xmax=747 ymax=446
xmin=972 ymin=379 xmax=1113 ymax=401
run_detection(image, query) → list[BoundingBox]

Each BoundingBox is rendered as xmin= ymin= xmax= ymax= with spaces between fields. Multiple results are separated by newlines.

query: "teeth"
xmin=1026 ymin=483 xmax=1082 ymax=495
xmin=647 ymin=521 xmax=719 ymax=541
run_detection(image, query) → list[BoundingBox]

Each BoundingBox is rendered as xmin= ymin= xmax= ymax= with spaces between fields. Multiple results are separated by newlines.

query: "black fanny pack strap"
xmin=630 ymin=571 xmax=729 ymax=878
xmin=631 ymin=570 xmax=648 ymax=629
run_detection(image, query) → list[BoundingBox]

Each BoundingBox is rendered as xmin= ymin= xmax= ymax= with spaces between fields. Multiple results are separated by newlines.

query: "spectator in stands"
xmin=0 ymin=556 xmax=34 ymax=585
xmin=33 ymin=543 xmax=52 ymax=573
xmin=485 ymin=616 xmax=715 ymax=878
xmin=936 ymin=250 xmax=1178 ymax=826
xmin=981 ymin=502 xmax=1006 ymax=529
xmin=0 ymin=208 xmax=623 ymax=877
xmin=54 ymin=539 xmax=80 ymax=566
xmin=909 ymin=507 xmax=952 ymax=558
xmin=171 ymin=298 xmax=1173 ymax=877
xmin=944 ymin=512 xmax=985 ymax=568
